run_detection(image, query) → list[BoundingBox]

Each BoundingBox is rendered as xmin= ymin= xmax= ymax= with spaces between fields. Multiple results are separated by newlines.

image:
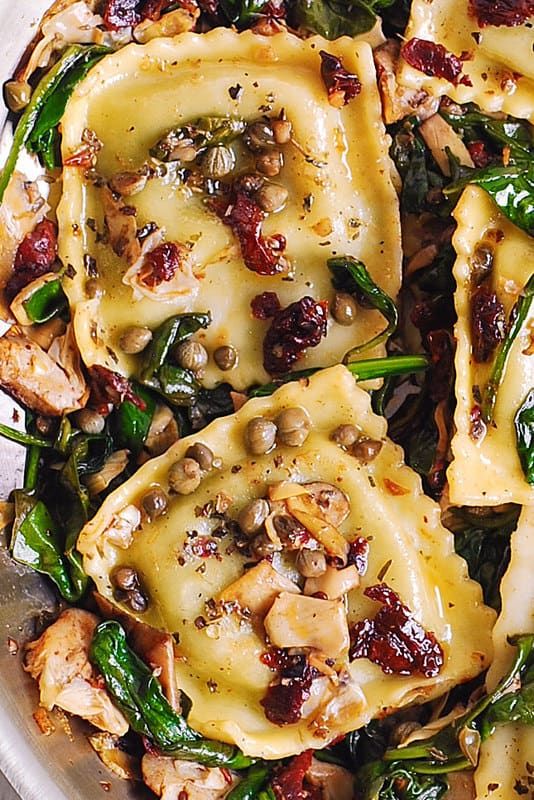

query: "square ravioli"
xmin=78 ymin=365 xmax=494 ymax=759
xmin=57 ymin=29 xmax=401 ymax=390
xmin=397 ymin=0 xmax=534 ymax=121
xmin=449 ymin=186 xmax=534 ymax=506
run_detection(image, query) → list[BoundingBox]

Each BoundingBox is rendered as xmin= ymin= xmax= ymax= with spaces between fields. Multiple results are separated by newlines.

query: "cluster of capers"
xmin=111 ymin=566 xmax=148 ymax=613
xmin=243 ymin=116 xmax=291 ymax=178
xmin=168 ymin=442 xmax=220 ymax=495
xmin=174 ymin=338 xmax=239 ymax=373
xmin=331 ymin=424 xmax=383 ymax=463
xmin=245 ymin=406 xmax=311 ymax=456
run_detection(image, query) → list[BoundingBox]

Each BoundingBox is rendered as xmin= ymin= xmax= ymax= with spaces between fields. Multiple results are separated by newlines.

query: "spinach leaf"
xmin=389 ymin=126 xmax=444 ymax=214
xmin=219 ymin=0 xmax=269 ymax=25
xmin=10 ymin=492 xmax=80 ymax=602
xmin=482 ymin=273 xmax=534 ymax=424
xmin=481 ymin=675 xmax=534 ymax=735
xmin=90 ymin=621 xmax=255 ymax=769
xmin=227 ymin=764 xmax=270 ymax=800
xmin=356 ymin=761 xmax=448 ymax=800
xmin=445 ymin=164 xmax=534 ymax=236
xmin=288 ymin=0 xmax=393 ymax=39
xmin=451 ymin=505 xmax=519 ymax=611
xmin=328 ymin=256 xmax=398 ymax=359
xmin=22 ymin=277 xmax=68 ymax=324
xmin=57 ymin=444 xmax=90 ymax=600
xmin=0 ymin=422 xmax=52 ymax=449
xmin=113 ymin=385 xmax=156 ymax=454
xmin=514 ymin=389 xmax=534 ymax=485
xmin=441 ymin=107 xmax=533 ymax=166
xmin=139 ymin=312 xmax=210 ymax=381
xmin=188 ymin=383 xmax=235 ymax=431
xmin=0 ymin=44 xmax=109 ymax=200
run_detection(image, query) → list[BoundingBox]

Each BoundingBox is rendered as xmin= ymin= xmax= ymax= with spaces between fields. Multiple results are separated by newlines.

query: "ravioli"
xmin=448 ymin=186 xmax=534 ymax=506
xmin=474 ymin=506 xmax=534 ymax=799
xmin=397 ymin=0 xmax=534 ymax=121
xmin=78 ymin=365 xmax=494 ymax=759
xmin=56 ymin=29 xmax=402 ymax=390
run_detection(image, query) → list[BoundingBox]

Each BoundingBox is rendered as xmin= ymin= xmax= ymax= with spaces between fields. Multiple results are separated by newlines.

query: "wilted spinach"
xmin=514 ymin=388 xmax=534 ymax=485
xmin=288 ymin=0 xmax=394 ymax=39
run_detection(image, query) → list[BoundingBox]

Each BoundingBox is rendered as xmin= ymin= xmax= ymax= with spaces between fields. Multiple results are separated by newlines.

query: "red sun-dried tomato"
xmin=251 ymin=291 xmax=281 ymax=320
xmin=271 ymin=751 xmax=316 ymax=800
xmin=140 ymin=242 xmax=186 ymax=288
xmin=319 ymin=51 xmax=361 ymax=108
xmin=89 ymin=365 xmax=146 ymax=412
xmin=467 ymin=140 xmax=492 ymax=168
xmin=347 ymin=536 xmax=369 ymax=575
xmin=260 ymin=650 xmax=317 ymax=726
xmin=263 ymin=296 xmax=328 ymax=375
xmin=411 ymin=295 xmax=456 ymax=342
xmin=5 ymin=219 xmax=59 ymax=299
xmin=210 ymin=190 xmax=286 ymax=276
xmin=469 ymin=0 xmax=534 ymax=27
xmin=350 ymin=583 xmax=444 ymax=677
xmin=401 ymin=39 xmax=473 ymax=87
xmin=470 ymin=285 xmax=506 ymax=363
xmin=102 ymin=0 xmax=140 ymax=29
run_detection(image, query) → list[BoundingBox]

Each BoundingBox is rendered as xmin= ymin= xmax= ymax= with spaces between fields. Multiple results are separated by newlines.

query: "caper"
xmin=245 ymin=417 xmax=277 ymax=455
xmin=119 ymin=326 xmax=153 ymax=354
xmin=250 ymin=532 xmax=278 ymax=559
xmin=332 ymin=292 xmax=358 ymax=326
xmin=141 ymin=487 xmax=168 ymax=520
xmin=238 ymin=498 xmax=270 ymax=536
xmin=185 ymin=442 xmax=214 ymax=471
xmin=4 ymin=80 xmax=31 ymax=113
xmin=109 ymin=170 xmax=148 ymax=197
xmin=85 ymin=278 xmax=103 ymax=299
xmin=256 ymin=150 xmax=283 ymax=177
xmin=112 ymin=566 xmax=138 ymax=591
xmin=243 ymin=121 xmax=276 ymax=152
xmin=168 ymin=457 xmax=202 ymax=494
xmin=35 ymin=416 xmax=54 ymax=436
xmin=202 ymin=145 xmax=235 ymax=179
xmin=276 ymin=407 xmax=311 ymax=447
xmin=128 ymin=589 xmax=148 ymax=613
xmin=255 ymin=183 xmax=288 ymax=213
xmin=74 ymin=408 xmax=106 ymax=435
xmin=295 ymin=548 xmax=327 ymax=578
xmin=213 ymin=345 xmax=237 ymax=371
xmin=272 ymin=118 xmax=292 ymax=145
xmin=471 ymin=243 xmax=494 ymax=285
xmin=174 ymin=339 xmax=208 ymax=373
xmin=331 ymin=424 xmax=359 ymax=448
xmin=350 ymin=437 xmax=383 ymax=463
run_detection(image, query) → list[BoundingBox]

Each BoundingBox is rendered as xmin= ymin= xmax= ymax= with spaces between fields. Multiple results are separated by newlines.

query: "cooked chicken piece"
xmin=375 ymin=41 xmax=439 ymax=125
xmin=0 ymin=173 xmax=48 ymax=317
xmin=0 ymin=324 xmax=88 ymax=415
xmin=419 ymin=114 xmax=474 ymax=177
xmin=306 ymin=757 xmax=354 ymax=800
xmin=25 ymin=608 xmax=128 ymax=736
xmin=142 ymin=753 xmax=236 ymax=800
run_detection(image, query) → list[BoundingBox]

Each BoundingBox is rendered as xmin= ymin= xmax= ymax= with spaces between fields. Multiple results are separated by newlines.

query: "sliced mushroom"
xmin=101 ymin=184 xmax=141 ymax=267
xmin=300 ymin=482 xmax=350 ymax=527
xmin=84 ymin=450 xmax=130 ymax=496
xmin=24 ymin=609 xmax=128 ymax=736
xmin=218 ymin=560 xmax=300 ymax=617
xmin=88 ymin=732 xmax=141 ymax=781
xmin=419 ymin=114 xmax=474 ymax=177
xmin=134 ymin=6 xmax=199 ymax=43
xmin=306 ymin=757 xmax=355 ymax=800
xmin=264 ymin=593 xmax=349 ymax=657
xmin=0 ymin=325 xmax=88 ymax=415
xmin=142 ymin=753 xmax=236 ymax=800
xmin=374 ymin=40 xmax=439 ymax=125
xmin=285 ymin=496 xmax=349 ymax=564
xmin=304 ymin=565 xmax=359 ymax=600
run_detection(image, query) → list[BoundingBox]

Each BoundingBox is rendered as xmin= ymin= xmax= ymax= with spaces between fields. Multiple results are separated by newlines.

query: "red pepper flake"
xmin=6 ymin=219 xmax=59 ymax=299
xmin=188 ymin=536 xmax=219 ymax=558
xmin=469 ymin=403 xmax=487 ymax=441
xmin=251 ymin=291 xmax=281 ymax=320
xmin=470 ymin=285 xmax=506 ymax=363
xmin=263 ymin=296 xmax=328 ymax=375
xmin=467 ymin=140 xmax=492 ymax=168
xmin=88 ymin=365 xmax=146 ymax=412
xmin=383 ymin=478 xmax=409 ymax=496
xmin=272 ymin=750 xmax=315 ymax=800
xmin=469 ymin=0 xmax=534 ymax=27
xmin=210 ymin=190 xmax=286 ymax=276
xmin=319 ymin=50 xmax=361 ymax=108
xmin=401 ymin=38 xmax=473 ymax=87
xmin=139 ymin=241 xmax=187 ymax=288
xmin=350 ymin=583 xmax=444 ymax=677
xmin=347 ymin=536 xmax=369 ymax=575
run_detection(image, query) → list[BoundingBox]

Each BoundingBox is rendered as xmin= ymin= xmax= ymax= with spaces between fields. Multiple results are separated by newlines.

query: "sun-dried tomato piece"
xmin=469 ymin=0 xmax=534 ymax=27
xmin=14 ymin=219 xmax=57 ymax=270
xmin=251 ymin=291 xmax=281 ymax=319
xmin=401 ymin=38 xmax=473 ymax=87
xmin=411 ymin=295 xmax=456 ymax=341
xmin=272 ymin=751 xmax=315 ymax=800
xmin=263 ymin=296 xmax=328 ymax=375
xmin=102 ymin=0 xmax=141 ymax=28
xmin=319 ymin=50 xmax=361 ymax=108
xmin=350 ymin=583 xmax=444 ymax=677
xmin=470 ymin=285 xmax=506 ymax=363
xmin=210 ymin=191 xmax=286 ymax=276
xmin=140 ymin=242 xmax=186 ymax=288
xmin=89 ymin=365 xmax=146 ymax=412
xmin=260 ymin=650 xmax=318 ymax=726
xmin=467 ymin=140 xmax=492 ymax=168
xmin=347 ymin=536 xmax=369 ymax=575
